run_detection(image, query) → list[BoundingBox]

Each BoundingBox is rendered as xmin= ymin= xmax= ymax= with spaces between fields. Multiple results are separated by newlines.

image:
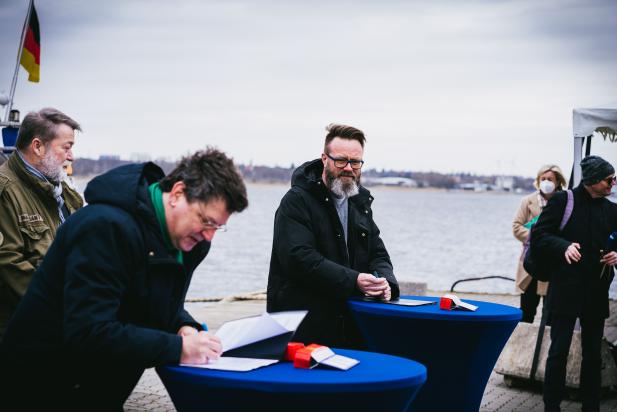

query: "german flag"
xmin=20 ymin=3 xmax=40 ymax=83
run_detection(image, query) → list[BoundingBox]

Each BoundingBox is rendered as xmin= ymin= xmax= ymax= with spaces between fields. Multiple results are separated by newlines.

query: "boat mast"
xmin=4 ymin=0 xmax=33 ymax=123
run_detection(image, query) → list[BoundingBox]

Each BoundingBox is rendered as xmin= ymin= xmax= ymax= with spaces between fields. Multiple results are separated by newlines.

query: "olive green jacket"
xmin=0 ymin=153 xmax=83 ymax=330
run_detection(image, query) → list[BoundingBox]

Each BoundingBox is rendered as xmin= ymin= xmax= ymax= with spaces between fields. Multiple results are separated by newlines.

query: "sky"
xmin=0 ymin=0 xmax=616 ymax=176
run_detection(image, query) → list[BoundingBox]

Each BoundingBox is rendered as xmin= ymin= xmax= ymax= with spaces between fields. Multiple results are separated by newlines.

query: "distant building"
xmin=494 ymin=176 xmax=514 ymax=191
xmin=459 ymin=181 xmax=488 ymax=192
xmin=363 ymin=176 xmax=418 ymax=187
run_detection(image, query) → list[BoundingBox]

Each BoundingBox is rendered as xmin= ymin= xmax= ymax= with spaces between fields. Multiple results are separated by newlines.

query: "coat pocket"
xmin=19 ymin=222 xmax=52 ymax=266
xmin=19 ymin=222 xmax=50 ymax=241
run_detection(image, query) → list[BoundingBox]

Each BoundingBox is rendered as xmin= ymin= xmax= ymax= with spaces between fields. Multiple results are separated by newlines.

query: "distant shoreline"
xmin=72 ymin=175 xmax=528 ymax=195
xmin=68 ymin=157 xmax=536 ymax=192
xmin=220 ymin=180 xmax=529 ymax=195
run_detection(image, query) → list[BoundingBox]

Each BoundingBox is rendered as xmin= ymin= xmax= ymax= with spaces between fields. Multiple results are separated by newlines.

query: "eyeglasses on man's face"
xmin=201 ymin=217 xmax=227 ymax=232
xmin=197 ymin=210 xmax=227 ymax=232
xmin=603 ymin=175 xmax=616 ymax=185
xmin=326 ymin=153 xmax=364 ymax=170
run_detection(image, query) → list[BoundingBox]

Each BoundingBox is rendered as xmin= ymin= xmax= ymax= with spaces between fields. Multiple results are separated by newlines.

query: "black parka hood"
xmin=84 ymin=162 xmax=163 ymax=215
xmin=291 ymin=159 xmax=323 ymax=190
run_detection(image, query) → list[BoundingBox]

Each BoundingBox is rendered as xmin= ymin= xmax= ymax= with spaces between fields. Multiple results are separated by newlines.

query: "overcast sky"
xmin=1 ymin=0 xmax=616 ymax=176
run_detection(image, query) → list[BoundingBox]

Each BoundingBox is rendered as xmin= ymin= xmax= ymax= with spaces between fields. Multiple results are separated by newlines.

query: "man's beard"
xmin=39 ymin=151 xmax=67 ymax=184
xmin=325 ymin=167 xmax=360 ymax=198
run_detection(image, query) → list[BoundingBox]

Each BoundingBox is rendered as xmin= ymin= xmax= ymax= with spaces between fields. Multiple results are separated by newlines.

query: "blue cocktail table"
xmin=349 ymin=296 xmax=521 ymax=412
xmin=157 ymin=348 xmax=427 ymax=412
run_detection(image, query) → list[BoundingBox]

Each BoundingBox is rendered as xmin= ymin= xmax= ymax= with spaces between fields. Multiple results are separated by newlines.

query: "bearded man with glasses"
xmin=531 ymin=155 xmax=617 ymax=412
xmin=267 ymin=123 xmax=399 ymax=349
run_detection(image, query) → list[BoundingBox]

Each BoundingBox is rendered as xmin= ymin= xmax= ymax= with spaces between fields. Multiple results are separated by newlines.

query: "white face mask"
xmin=539 ymin=180 xmax=555 ymax=195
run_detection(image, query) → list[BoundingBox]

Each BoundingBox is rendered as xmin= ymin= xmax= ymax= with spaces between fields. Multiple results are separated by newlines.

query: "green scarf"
xmin=148 ymin=182 xmax=183 ymax=264
xmin=523 ymin=215 xmax=539 ymax=229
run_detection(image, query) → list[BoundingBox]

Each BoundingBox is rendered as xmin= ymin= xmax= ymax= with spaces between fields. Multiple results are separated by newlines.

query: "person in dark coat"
xmin=0 ymin=148 xmax=248 ymax=411
xmin=532 ymin=155 xmax=617 ymax=412
xmin=267 ymin=123 xmax=399 ymax=348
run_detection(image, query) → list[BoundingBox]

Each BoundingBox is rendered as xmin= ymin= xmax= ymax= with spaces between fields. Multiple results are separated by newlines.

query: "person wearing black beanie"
xmin=581 ymin=155 xmax=616 ymax=192
xmin=531 ymin=155 xmax=617 ymax=412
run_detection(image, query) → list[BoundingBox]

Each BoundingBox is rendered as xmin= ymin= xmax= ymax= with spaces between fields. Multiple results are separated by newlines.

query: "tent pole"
xmin=572 ymin=135 xmax=586 ymax=186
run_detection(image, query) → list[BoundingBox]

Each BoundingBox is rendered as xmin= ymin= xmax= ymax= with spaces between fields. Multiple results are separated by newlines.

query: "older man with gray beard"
xmin=267 ymin=123 xmax=399 ymax=348
xmin=0 ymin=108 xmax=83 ymax=340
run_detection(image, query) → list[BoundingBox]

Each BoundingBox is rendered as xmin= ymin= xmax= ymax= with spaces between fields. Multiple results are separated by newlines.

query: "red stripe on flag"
xmin=23 ymin=27 xmax=40 ymax=65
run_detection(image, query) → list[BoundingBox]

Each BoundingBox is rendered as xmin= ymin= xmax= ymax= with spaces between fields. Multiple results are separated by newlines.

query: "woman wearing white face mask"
xmin=512 ymin=165 xmax=567 ymax=323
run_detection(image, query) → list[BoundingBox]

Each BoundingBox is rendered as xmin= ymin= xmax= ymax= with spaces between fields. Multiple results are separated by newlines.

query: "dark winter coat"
xmin=267 ymin=159 xmax=399 ymax=348
xmin=532 ymin=184 xmax=617 ymax=318
xmin=0 ymin=162 xmax=209 ymax=410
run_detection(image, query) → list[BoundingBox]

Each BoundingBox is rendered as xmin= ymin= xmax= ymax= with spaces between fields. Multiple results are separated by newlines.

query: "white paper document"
xmin=388 ymin=298 xmax=436 ymax=307
xmin=180 ymin=311 xmax=307 ymax=372
xmin=363 ymin=297 xmax=435 ymax=307
xmin=310 ymin=346 xmax=359 ymax=370
xmin=320 ymin=355 xmax=359 ymax=370
xmin=216 ymin=310 xmax=307 ymax=352
xmin=181 ymin=357 xmax=278 ymax=372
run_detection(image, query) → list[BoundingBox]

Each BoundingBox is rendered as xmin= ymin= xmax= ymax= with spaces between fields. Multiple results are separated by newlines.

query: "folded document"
xmin=182 ymin=310 xmax=307 ymax=371
xmin=439 ymin=294 xmax=478 ymax=311
xmin=217 ymin=310 xmax=307 ymax=359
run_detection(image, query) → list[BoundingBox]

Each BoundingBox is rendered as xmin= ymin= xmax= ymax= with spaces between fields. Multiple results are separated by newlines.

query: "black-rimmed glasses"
xmin=326 ymin=153 xmax=364 ymax=170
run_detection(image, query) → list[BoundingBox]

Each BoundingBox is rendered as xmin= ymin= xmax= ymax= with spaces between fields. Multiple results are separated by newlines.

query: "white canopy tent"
xmin=572 ymin=101 xmax=617 ymax=185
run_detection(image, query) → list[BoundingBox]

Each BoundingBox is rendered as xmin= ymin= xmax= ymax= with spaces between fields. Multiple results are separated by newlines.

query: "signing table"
xmin=157 ymin=348 xmax=427 ymax=412
xmin=348 ymin=296 xmax=521 ymax=412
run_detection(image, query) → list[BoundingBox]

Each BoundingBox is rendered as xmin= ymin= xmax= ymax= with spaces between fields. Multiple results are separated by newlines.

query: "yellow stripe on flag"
xmin=20 ymin=48 xmax=40 ymax=83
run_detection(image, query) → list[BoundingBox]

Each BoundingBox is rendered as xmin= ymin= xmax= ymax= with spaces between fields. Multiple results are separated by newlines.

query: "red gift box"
xmin=439 ymin=297 xmax=454 ymax=310
xmin=285 ymin=342 xmax=305 ymax=361
xmin=286 ymin=343 xmax=326 ymax=368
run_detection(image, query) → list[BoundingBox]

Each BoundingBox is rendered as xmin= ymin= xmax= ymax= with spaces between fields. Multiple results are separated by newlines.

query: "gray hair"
xmin=16 ymin=107 xmax=81 ymax=150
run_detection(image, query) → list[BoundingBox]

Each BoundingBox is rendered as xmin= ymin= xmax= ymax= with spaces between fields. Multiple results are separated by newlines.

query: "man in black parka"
xmin=532 ymin=155 xmax=617 ymax=412
xmin=0 ymin=149 xmax=248 ymax=410
xmin=267 ymin=123 xmax=399 ymax=348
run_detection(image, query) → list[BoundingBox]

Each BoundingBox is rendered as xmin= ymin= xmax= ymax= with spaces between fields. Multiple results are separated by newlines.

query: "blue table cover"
xmin=349 ymin=296 xmax=521 ymax=412
xmin=350 ymin=295 xmax=521 ymax=322
xmin=158 ymin=348 xmax=427 ymax=412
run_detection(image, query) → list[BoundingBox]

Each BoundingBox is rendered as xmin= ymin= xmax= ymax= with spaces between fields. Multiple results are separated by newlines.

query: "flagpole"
xmin=4 ymin=0 xmax=33 ymax=123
